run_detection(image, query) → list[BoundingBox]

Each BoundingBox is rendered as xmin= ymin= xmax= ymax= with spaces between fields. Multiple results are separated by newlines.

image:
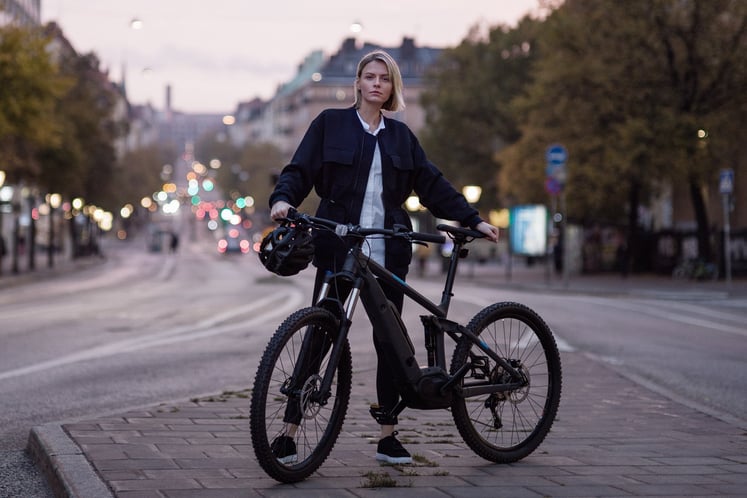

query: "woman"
xmin=269 ymin=50 xmax=499 ymax=464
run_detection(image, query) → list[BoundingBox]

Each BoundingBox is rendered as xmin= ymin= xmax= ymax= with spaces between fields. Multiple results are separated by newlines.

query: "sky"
xmin=41 ymin=1 xmax=541 ymax=115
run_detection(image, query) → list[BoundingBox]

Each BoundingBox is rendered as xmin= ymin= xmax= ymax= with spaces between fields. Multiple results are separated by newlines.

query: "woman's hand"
xmin=270 ymin=201 xmax=294 ymax=221
xmin=475 ymin=221 xmax=500 ymax=242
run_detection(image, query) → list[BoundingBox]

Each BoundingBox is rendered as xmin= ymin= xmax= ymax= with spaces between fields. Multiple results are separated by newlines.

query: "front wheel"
xmin=250 ymin=307 xmax=351 ymax=483
xmin=450 ymin=302 xmax=562 ymax=463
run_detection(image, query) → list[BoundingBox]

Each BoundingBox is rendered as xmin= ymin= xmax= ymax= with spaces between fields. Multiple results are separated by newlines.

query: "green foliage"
xmin=419 ymin=0 xmax=746 ymax=249
xmin=1 ymin=24 xmax=131 ymax=212
xmin=420 ymin=17 xmax=543 ymax=207
xmin=40 ymin=51 xmax=123 ymax=209
xmin=0 ymin=25 xmax=69 ymax=180
xmin=497 ymin=0 xmax=747 ymax=230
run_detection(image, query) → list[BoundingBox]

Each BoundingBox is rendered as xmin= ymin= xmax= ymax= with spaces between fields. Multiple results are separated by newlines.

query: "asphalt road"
xmin=1 ymin=228 xmax=745 ymax=496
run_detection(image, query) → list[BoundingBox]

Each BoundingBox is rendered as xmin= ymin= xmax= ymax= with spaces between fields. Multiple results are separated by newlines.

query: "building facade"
xmin=232 ymin=37 xmax=442 ymax=159
xmin=0 ymin=0 xmax=40 ymax=27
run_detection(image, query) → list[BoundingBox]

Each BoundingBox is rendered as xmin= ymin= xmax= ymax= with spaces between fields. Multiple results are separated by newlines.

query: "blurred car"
xmin=218 ymin=228 xmax=251 ymax=254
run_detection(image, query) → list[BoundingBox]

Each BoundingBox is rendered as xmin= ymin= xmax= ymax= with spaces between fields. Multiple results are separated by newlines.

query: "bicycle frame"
xmin=313 ymin=228 xmax=527 ymax=416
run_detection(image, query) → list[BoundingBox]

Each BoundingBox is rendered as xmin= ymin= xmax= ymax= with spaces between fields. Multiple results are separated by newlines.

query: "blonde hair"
xmin=354 ymin=50 xmax=406 ymax=112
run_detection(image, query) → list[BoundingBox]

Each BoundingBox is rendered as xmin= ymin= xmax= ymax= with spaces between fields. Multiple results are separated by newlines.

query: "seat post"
xmin=439 ymin=238 xmax=465 ymax=314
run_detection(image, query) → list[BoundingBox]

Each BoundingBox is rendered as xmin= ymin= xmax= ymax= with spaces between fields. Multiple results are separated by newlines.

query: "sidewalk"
xmin=28 ymin=349 xmax=747 ymax=497
xmin=441 ymin=257 xmax=747 ymax=299
xmin=22 ymin=253 xmax=747 ymax=497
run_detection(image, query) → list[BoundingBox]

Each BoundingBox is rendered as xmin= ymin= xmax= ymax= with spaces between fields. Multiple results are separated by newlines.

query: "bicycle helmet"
xmin=259 ymin=224 xmax=314 ymax=276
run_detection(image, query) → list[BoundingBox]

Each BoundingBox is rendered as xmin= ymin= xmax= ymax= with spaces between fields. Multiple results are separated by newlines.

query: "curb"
xmin=27 ymin=425 xmax=113 ymax=498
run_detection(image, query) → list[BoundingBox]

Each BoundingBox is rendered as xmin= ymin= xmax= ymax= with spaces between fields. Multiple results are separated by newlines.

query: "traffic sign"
xmin=546 ymin=144 xmax=568 ymax=166
xmin=546 ymin=163 xmax=567 ymax=183
xmin=545 ymin=144 xmax=568 ymax=186
xmin=545 ymin=177 xmax=562 ymax=195
xmin=719 ymin=169 xmax=734 ymax=194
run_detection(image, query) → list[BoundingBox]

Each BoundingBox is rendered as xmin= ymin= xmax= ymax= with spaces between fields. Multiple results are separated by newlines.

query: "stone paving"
xmin=29 ymin=349 xmax=747 ymax=497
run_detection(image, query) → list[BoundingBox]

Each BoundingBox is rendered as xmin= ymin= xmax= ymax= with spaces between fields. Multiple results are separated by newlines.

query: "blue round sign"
xmin=546 ymin=144 xmax=568 ymax=166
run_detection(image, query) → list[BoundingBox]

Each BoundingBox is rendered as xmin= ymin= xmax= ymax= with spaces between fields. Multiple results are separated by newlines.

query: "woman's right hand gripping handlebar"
xmin=270 ymin=201 xmax=295 ymax=222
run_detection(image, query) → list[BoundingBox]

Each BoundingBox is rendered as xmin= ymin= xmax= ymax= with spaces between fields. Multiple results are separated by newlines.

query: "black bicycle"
xmin=250 ymin=211 xmax=562 ymax=483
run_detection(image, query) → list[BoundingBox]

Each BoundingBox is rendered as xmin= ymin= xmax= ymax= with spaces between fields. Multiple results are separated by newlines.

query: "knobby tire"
xmin=250 ymin=307 xmax=351 ymax=483
xmin=450 ymin=302 xmax=562 ymax=463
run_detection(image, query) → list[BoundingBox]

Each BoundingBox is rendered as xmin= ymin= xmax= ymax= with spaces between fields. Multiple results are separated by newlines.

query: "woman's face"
xmin=357 ymin=60 xmax=392 ymax=109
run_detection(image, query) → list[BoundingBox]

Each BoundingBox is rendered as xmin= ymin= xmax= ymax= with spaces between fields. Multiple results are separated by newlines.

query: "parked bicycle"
xmin=672 ymin=258 xmax=719 ymax=281
xmin=250 ymin=211 xmax=562 ymax=483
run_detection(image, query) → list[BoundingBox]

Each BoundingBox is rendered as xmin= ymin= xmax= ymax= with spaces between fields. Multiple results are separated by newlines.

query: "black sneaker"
xmin=375 ymin=431 xmax=412 ymax=464
xmin=271 ymin=435 xmax=298 ymax=464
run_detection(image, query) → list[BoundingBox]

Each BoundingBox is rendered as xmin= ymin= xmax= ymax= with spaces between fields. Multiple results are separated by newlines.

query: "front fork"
xmin=298 ymin=273 xmax=361 ymax=407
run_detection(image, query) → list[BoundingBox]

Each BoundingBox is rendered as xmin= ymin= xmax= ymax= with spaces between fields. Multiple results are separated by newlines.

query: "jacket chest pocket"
xmin=321 ymin=147 xmax=356 ymax=197
xmin=385 ymin=154 xmax=415 ymax=198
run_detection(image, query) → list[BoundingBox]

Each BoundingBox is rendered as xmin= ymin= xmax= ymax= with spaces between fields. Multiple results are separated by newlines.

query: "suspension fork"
xmin=311 ymin=277 xmax=362 ymax=405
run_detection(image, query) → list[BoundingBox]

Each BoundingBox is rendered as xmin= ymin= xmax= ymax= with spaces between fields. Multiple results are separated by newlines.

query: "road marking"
xmin=0 ymin=289 xmax=304 ymax=382
xmin=453 ymin=293 xmax=575 ymax=352
xmin=563 ymin=296 xmax=747 ymax=337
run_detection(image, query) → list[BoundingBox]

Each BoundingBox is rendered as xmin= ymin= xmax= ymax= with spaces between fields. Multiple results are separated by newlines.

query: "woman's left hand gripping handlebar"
xmin=475 ymin=221 xmax=500 ymax=242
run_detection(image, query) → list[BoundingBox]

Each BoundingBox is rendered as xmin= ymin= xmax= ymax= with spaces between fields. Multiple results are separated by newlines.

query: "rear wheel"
xmin=450 ymin=302 xmax=561 ymax=463
xmin=250 ymin=307 xmax=351 ymax=483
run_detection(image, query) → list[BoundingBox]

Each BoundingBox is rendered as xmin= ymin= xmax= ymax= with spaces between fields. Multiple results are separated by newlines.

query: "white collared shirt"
xmin=356 ymin=111 xmax=386 ymax=265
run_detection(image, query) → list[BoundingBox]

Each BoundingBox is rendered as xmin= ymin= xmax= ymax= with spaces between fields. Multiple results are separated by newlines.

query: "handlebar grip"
xmin=411 ymin=232 xmax=446 ymax=244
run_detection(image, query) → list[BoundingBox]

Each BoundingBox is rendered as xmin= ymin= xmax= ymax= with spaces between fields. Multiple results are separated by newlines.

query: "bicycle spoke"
xmin=250 ymin=307 xmax=351 ymax=483
xmin=451 ymin=302 xmax=561 ymax=463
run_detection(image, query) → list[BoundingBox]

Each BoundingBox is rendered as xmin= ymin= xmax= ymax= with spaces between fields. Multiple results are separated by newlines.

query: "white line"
xmin=564 ymin=296 xmax=747 ymax=337
xmin=453 ymin=293 xmax=576 ymax=352
xmin=0 ymin=290 xmax=304 ymax=382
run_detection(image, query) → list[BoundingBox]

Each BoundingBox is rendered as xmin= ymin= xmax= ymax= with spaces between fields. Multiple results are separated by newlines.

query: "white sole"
xmin=276 ymin=454 xmax=298 ymax=464
xmin=375 ymin=453 xmax=412 ymax=464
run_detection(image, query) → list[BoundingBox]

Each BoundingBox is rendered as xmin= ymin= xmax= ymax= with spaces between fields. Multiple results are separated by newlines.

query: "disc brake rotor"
xmin=300 ymin=374 xmax=323 ymax=419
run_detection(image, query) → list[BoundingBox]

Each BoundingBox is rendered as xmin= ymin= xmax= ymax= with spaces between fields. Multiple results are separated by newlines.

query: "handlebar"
xmin=282 ymin=209 xmax=447 ymax=245
xmin=436 ymin=224 xmax=486 ymax=241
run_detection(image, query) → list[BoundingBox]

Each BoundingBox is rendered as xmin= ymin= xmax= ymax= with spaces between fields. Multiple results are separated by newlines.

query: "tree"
xmin=420 ymin=16 xmax=543 ymax=208
xmin=647 ymin=0 xmax=747 ymax=261
xmin=498 ymin=0 xmax=747 ymax=270
xmin=37 ymin=50 xmax=124 ymax=210
xmin=0 ymin=25 xmax=68 ymax=182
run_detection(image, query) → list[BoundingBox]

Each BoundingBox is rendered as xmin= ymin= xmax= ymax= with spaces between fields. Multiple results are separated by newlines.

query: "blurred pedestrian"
xmin=169 ymin=232 xmax=179 ymax=253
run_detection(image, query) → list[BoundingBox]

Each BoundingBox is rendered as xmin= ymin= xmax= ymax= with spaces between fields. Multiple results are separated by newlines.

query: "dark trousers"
xmin=282 ymin=268 xmax=404 ymax=426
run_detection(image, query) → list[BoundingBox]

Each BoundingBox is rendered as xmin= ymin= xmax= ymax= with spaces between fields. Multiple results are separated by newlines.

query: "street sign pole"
xmin=561 ymin=189 xmax=569 ymax=289
xmin=545 ymin=144 xmax=569 ymax=288
xmin=545 ymin=195 xmax=558 ymax=285
xmin=722 ymin=194 xmax=732 ymax=289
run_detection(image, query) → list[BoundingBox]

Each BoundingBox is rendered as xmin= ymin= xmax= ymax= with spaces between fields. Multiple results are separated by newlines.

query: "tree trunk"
xmin=688 ymin=176 xmax=711 ymax=262
xmin=623 ymin=177 xmax=641 ymax=277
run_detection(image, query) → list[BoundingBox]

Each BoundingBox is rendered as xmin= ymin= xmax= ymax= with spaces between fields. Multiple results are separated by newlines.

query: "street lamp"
xmin=461 ymin=186 xmax=483 ymax=278
xmin=0 ymin=171 xmax=9 ymax=275
xmin=462 ymin=185 xmax=482 ymax=205
xmin=47 ymin=193 xmax=62 ymax=268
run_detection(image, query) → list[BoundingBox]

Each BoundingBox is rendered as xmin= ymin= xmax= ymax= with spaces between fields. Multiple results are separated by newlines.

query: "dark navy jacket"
xmin=269 ymin=107 xmax=482 ymax=277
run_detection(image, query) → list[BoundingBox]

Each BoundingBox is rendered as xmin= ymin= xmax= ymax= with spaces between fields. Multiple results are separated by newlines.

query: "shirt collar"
xmin=356 ymin=110 xmax=386 ymax=136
